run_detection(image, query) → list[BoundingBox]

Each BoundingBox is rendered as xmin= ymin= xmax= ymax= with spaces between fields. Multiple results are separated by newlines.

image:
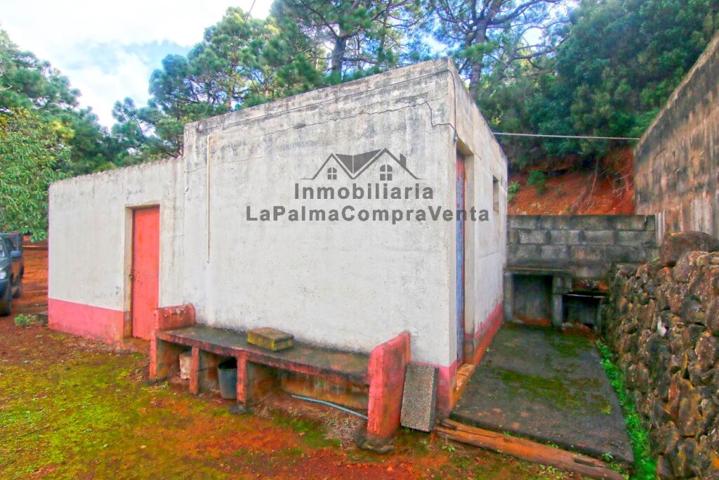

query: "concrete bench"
xmin=149 ymin=304 xmax=410 ymax=450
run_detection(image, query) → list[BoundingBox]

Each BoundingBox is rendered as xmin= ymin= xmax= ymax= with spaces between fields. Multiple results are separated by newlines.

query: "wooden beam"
xmin=436 ymin=419 xmax=625 ymax=480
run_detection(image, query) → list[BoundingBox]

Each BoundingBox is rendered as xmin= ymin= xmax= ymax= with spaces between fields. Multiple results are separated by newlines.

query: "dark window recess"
xmin=562 ymin=293 xmax=604 ymax=328
xmin=493 ymin=176 xmax=500 ymax=213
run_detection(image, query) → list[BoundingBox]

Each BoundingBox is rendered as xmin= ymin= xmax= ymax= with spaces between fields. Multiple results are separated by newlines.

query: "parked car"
xmin=0 ymin=232 xmax=24 ymax=316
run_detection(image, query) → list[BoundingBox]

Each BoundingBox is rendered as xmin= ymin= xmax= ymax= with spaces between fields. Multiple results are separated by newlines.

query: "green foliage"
xmin=0 ymin=109 xmax=68 ymax=237
xmin=508 ymin=180 xmax=521 ymax=202
xmin=487 ymin=0 xmax=718 ymax=167
xmin=597 ymin=340 xmax=657 ymax=480
xmin=0 ymin=30 xmax=119 ymax=176
xmin=13 ymin=313 xmax=42 ymax=327
xmin=113 ymin=7 xmax=326 ymax=160
xmin=430 ymin=0 xmax=564 ymax=98
xmin=3 ymin=0 xmax=718 ymax=182
xmin=273 ymin=0 xmax=423 ymax=78
xmin=527 ymin=170 xmax=547 ymax=194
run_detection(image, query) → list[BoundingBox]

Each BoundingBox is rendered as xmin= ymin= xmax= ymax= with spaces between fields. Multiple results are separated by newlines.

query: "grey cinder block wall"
xmin=507 ymin=215 xmax=659 ymax=280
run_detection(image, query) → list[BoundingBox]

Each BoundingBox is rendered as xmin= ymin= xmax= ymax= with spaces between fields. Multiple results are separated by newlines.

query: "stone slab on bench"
xmin=247 ymin=327 xmax=294 ymax=351
xmin=156 ymin=325 xmax=370 ymax=384
xmin=400 ymin=363 xmax=437 ymax=432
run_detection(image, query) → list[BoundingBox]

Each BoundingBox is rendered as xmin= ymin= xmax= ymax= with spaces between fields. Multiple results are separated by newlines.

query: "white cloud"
xmin=1 ymin=0 xmax=273 ymax=126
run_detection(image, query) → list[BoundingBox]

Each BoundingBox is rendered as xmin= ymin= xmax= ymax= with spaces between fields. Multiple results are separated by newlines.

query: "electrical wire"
xmin=290 ymin=394 xmax=368 ymax=420
xmin=492 ymin=132 xmax=640 ymax=141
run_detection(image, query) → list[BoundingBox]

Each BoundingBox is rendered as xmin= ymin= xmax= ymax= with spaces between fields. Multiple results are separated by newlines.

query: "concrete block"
xmin=518 ymin=229 xmax=548 ymax=245
xmin=247 ymin=327 xmax=294 ymax=351
xmin=606 ymin=245 xmax=646 ymax=263
xmin=552 ymin=274 xmax=572 ymax=294
xmin=508 ymin=216 xmax=538 ymax=229
xmin=400 ymin=364 xmax=438 ymax=432
xmin=579 ymin=216 xmax=613 ymax=230
xmin=611 ymin=215 xmax=653 ymax=231
xmin=539 ymin=216 xmax=573 ymax=230
xmin=570 ymin=245 xmax=605 ymax=263
xmin=582 ymin=230 xmax=616 ymax=245
xmin=503 ymin=272 xmax=514 ymax=321
xmin=549 ymin=230 xmax=582 ymax=245
xmin=539 ymin=245 xmax=569 ymax=260
xmin=509 ymin=244 xmax=541 ymax=263
xmin=572 ymin=264 xmax=608 ymax=280
xmin=616 ymin=230 xmax=657 ymax=247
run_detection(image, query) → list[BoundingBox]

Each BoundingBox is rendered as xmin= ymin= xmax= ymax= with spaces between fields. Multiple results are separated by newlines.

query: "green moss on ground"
xmin=0 ymin=324 xmax=593 ymax=479
xmin=495 ymin=366 xmax=610 ymax=414
xmin=596 ymin=340 xmax=657 ymax=479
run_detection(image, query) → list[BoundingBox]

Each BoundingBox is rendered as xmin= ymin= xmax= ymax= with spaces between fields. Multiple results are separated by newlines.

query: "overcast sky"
xmin=1 ymin=0 xmax=273 ymax=127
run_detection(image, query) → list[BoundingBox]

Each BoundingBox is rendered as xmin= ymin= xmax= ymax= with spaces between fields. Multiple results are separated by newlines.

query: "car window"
xmin=0 ymin=241 xmax=6 ymax=258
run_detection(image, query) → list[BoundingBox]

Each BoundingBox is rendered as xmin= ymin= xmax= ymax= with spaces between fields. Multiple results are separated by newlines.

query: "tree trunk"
xmin=331 ymin=36 xmax=347 ymax=77
xmin=469 ymin=59 xmax=483 ymax=100
xmin=468 ymin=25 xmax=488 ymax=100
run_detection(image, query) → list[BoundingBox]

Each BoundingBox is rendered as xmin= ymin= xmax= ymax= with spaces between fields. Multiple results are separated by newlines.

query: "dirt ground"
xmin=0 ymin=246 xmax=581 ymax=479
xmin=509 ymin=149 xmax=635 ymax=216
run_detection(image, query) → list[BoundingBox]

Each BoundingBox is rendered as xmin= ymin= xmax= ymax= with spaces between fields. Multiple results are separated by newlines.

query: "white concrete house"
xmin=48 ymin=59 xmax=508 ymax=417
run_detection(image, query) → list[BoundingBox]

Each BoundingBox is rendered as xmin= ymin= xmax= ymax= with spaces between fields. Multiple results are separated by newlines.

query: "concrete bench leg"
xmin=359 ymin=331 xmax=411 ymax=452
xmin=235 ymin=352 xmax=249 ymax=406
xmin=189 ymin=347 xmax=220 ymax=394
xmin=234 ymin=352 xmax=275 ymax=409
xmin=150 ymin=335 xmax=184 ymax=380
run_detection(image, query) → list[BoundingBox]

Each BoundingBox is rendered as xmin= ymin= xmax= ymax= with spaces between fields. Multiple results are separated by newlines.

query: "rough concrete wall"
xmin=603 ymin=253 xmax=719 ymax=478
xmin=49 ymin=60 xmax=507 ymax=370
xmin=181 ymin=59 xmax=505 ymax=368
xmin=49 ymin=158 xmax=184 ymax=312
xmin=634 ymin=33 xmax=719 ymax=239
xmin=508 ymin=215 xmax=658 ymax=280
xmin=451 ymin=64 xmax=508 ymax=348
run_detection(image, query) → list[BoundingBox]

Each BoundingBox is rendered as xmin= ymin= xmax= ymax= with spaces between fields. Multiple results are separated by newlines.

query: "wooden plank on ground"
xmin=436 ymin=419 xmax=624 ymax=480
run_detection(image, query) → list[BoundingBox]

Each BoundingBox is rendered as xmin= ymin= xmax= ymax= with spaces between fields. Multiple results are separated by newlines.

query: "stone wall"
xmin=603 ymin=247 xmax=719 ymax=478
xmin=634 ymin=33 xmax=719 ymax=239
xmin=508 ymin=215 xmax=658 ymax=280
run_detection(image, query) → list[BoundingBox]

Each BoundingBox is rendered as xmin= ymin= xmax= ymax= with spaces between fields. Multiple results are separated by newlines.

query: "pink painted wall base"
xmin=48 ymin=298 xmax=126 ymax=344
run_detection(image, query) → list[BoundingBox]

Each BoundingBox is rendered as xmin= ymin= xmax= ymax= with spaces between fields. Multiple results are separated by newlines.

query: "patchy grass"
xmin=13 ymin=313 xmax=43 ymax=327
xmin=0 ymin=322 xmax=583 ymax=480
xmin=596 ymin=340 xmax=657 ymax=479
xmin=508 ymin=181 xmax=521 ymax=203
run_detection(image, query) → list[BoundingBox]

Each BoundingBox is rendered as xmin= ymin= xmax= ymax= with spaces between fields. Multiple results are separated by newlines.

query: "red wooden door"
xmin=131 ymin=207 xmax=160 ymax=340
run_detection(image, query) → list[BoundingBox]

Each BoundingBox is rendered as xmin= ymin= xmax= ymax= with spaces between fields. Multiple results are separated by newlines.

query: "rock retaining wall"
xmin=604 ymin=246 xmax=719 ymax=478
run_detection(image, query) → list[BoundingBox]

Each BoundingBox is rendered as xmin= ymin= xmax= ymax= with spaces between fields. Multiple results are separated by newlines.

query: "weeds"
xmin=508 ymin=181 xmax=521 ymax=202
xmin=527 ymin=170 xmax=547 ymax=194
xmin=596 ymin=340 xmax=656 ymax=479
xmin=13 ymin=313 xmax=41 ymax=327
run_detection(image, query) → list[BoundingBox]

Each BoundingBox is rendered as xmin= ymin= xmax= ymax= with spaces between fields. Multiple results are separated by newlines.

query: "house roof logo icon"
xmin=306 ymin=148 xmax=419 ymax=180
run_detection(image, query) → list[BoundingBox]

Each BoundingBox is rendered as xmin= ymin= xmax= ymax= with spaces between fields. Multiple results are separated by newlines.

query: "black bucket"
xmin=217 ymin=358 xmax=237 ymax=400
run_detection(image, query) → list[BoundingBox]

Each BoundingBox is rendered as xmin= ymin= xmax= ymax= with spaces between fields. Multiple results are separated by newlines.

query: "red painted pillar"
xmin=361 ymin=331 xmax=411 ymax=452
xmin=149 ymin=333 xmax=160 ymax=379
xmin=189 ymin=346 xmax=201 ymax=395
xmin=236 ymin=351 xmax=249 ymax=406
xmin=149 ymin=304 xmax=196 ymax=381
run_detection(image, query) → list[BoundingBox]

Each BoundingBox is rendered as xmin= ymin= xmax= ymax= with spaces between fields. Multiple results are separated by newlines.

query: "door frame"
xmin=455 ymin=141 xmax=476 ymax=365
xmin=123 ymin=203 xmax=161 ymax=339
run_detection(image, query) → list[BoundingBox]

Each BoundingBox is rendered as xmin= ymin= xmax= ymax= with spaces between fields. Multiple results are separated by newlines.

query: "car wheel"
xmin=0 ymin=287 xmax=11 ymax=317
xmin=12 ymin=280 xmax=22 ymax=299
